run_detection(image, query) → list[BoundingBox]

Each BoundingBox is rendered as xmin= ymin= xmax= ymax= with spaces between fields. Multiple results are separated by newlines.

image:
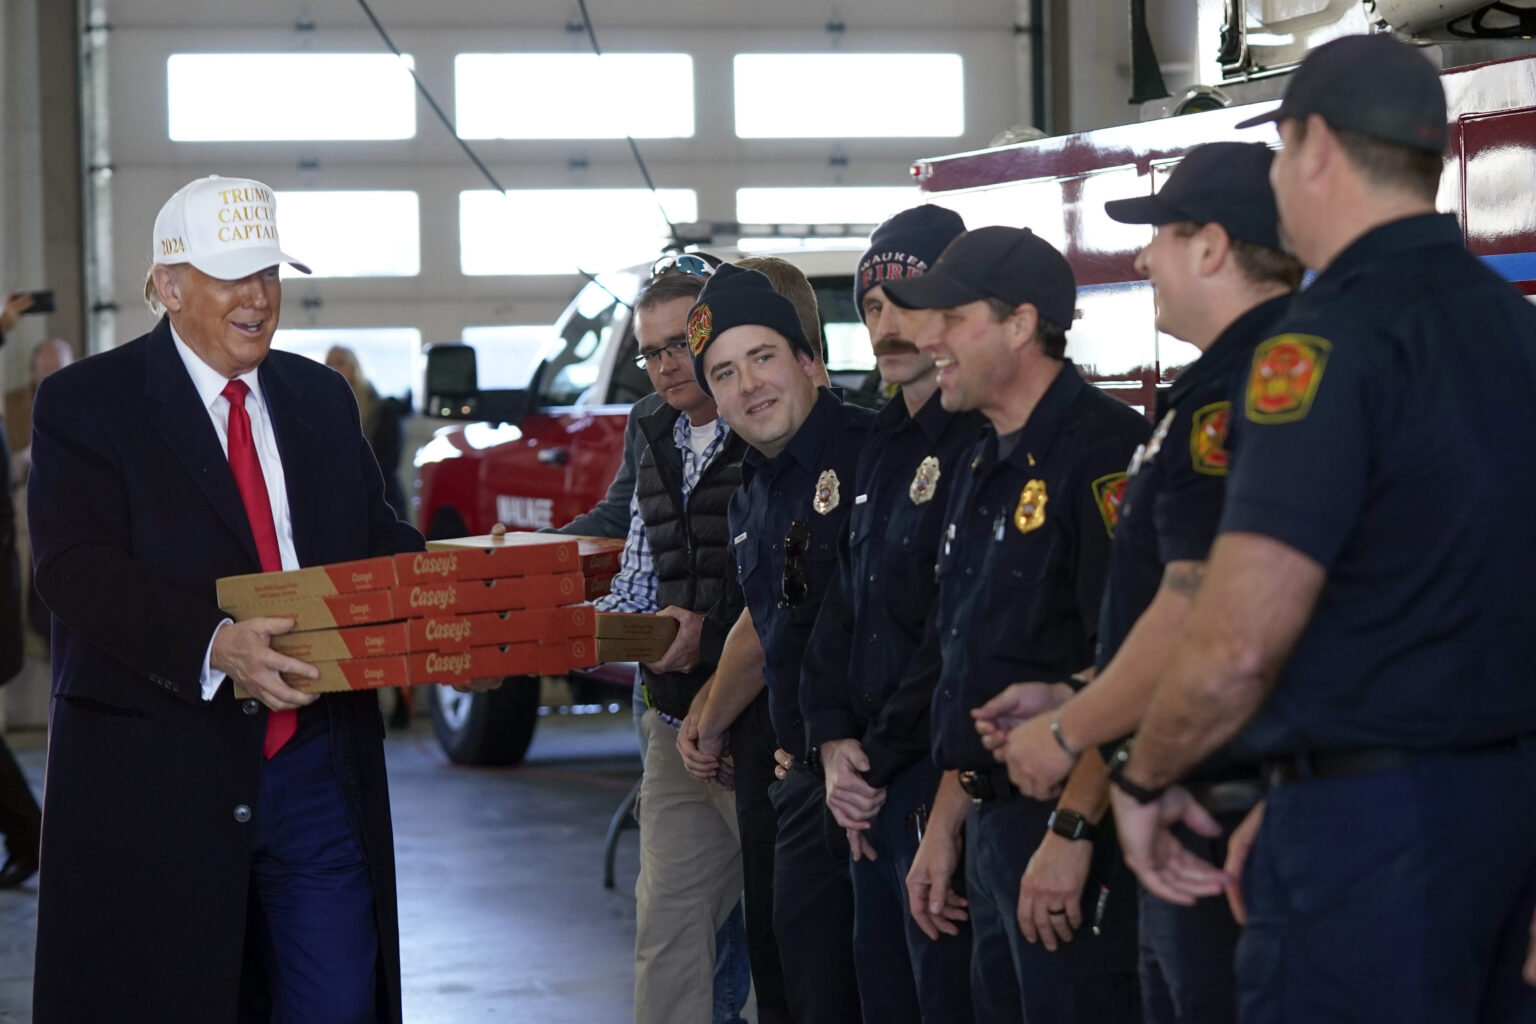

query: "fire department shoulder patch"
xmin=1245 ymin=334 xmax=1331 ymax=424
xmin=686 ymin=304 xmax=713 ymax=356
xmin=1092 ymin=472 xmax=1128 ymax=538
xmin=1189 ymin=401 xmax=1232 ymax=476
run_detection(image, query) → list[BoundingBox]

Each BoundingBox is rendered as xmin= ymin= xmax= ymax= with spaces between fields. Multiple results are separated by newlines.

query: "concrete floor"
xmin=0 ymin=709 xmax=658 ymax=1023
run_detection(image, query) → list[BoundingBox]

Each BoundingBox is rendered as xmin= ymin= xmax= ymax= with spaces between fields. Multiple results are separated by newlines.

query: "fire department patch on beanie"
xmin=856 ymin=205 xmax=967 ymax=322
xmin=688 ymin=264 xmax=815 ymax=395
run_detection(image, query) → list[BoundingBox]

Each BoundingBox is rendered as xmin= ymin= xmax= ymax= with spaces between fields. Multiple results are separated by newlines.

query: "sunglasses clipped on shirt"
xmin=781 ymin=520 xmax=810 ymax=608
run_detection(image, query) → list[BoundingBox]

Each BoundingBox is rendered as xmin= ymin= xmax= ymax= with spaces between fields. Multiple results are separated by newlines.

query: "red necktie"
xmin=222 ymin=380 xmax=296 ymax=758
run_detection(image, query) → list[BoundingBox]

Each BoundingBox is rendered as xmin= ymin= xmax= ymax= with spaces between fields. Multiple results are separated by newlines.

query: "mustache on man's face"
xmin=873 ymin=338 xmax=918 ymax=357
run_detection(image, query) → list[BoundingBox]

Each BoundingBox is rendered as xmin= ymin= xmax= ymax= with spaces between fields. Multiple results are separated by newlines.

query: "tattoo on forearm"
xmin=1164 ymin=561 xmax=1206 ymax=596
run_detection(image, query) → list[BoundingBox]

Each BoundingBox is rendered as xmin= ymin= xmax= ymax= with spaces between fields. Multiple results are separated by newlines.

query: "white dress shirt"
xmin=171 ymin=326 xmax=299 ymax=699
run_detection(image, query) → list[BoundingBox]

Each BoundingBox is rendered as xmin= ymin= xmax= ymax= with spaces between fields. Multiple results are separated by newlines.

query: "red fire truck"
xmin=416 ymin=41 xmax=1536 ymax=765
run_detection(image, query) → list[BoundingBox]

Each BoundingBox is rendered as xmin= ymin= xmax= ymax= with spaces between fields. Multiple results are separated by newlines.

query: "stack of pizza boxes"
xmin=576 ymin=536 xmax=625 ymax=601
xmin=216 ymin=533 xmax=599 ymax=695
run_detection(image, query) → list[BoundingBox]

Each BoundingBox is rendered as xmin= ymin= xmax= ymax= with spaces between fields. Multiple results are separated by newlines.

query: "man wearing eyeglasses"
xmin=603 ymin=264 xmax=760 ymax=1024
xmin=882 ymin=228 xmax=1149 ymax=1024
xmin=792 ymin=205 xmax=983 ymax=1024
xmin=680 ymin=264 xmax=874 ymax=1023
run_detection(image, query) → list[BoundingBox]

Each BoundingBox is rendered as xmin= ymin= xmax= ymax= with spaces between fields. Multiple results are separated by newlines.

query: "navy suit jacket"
xmin=28 ymin=316 xmax=422 ymax=1024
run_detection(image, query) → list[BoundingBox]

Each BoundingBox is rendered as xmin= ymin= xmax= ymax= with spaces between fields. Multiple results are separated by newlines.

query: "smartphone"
xmin=22 ymin=290 xmax=54 ymax=315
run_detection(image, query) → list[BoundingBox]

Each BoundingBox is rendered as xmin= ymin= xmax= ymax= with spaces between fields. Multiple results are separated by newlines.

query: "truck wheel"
xmin=428 ymin=676 xmax=541 ymax=766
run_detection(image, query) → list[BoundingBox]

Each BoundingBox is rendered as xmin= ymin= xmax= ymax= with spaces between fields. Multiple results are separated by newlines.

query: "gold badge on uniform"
xmin=1014 ymin=479 xmax=1048 ymax=534
xmin=1092 ymin=472 xmax=1129 ymax=538
xmin=813 ymin=469 xmax=841 ymax=515
xmin=909 ymin=456 xmax=941 ymax=505
xmin=686 ymin=303 xmax=713 ymax=356
xmin=1245 ymin=334 xmax=1331 ymax=424
xmin=1190 ymin=401 xmax=1232 ymax=476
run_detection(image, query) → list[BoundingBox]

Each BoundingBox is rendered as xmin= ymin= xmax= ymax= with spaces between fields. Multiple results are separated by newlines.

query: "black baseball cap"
xmin=882 ymin=226 xmax=1076 ymax=330
xmin=1103 ymin=142 xmax=1281 ymax=250
xmin=687 ymin=264 xmax=815 ymax=396
xmin=1234 ymin=33 xmax=1446 ymax=153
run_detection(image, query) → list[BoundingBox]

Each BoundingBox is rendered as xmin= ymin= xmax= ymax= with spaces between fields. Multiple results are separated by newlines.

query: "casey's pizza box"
xmin=416 ymin=533 xmax=581 ymax=580
xmin=585 ymin=574 xmax=614 ymax=601
xmin=223 ymin=589 xmax=398 ymax=631
xmin=539 ymin=636 xmax=596 ymax=676
xmin=593 ymin=612 xmax=679 ymax=663
xmin=268 ymin=653 xmax=412 ymax=695
xmin=535 ymin=603 xmax=595 ymax=640
xmin=408 ymin=643 xmax=542 ymax=685
xmin=575 ymin=537 xmax=625 ymax=576
xmin=216 ymin=555 xmax=398 ymax=608
xmin=393 ymin=573 xmax=585 ymax=617
xmin=408 ymin=604 xmax=596 ymax=654
xmin=270 ymin=621 xmax=411 ymax=662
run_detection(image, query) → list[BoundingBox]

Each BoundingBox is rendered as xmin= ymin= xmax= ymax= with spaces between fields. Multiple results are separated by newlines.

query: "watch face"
xmin=1049 ymin=809 xmax=1089 ymax=840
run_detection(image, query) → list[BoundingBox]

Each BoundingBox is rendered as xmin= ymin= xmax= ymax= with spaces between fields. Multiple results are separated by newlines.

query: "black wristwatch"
xmin=1106 ymin=738 xmax=1167 ymax=805
xmin=1047 ymin=807 xmax=1097 ymax=842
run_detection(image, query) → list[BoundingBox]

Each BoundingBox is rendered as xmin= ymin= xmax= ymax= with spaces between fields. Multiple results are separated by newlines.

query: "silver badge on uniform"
xmin=1143 ymin=410 xmax=1176 ymax=464
xmin=909 ymin=456 xmax=941 ymax=505
xmin=813 ymin=469 xmax=841 ymax=515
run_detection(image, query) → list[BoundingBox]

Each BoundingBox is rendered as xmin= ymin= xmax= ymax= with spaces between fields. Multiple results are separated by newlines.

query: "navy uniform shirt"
xmin=1220 ymin=214 xmax=1536 ymax=758
xmin=729 ymin=388 xmax=875 ymax=760
xmin=1097 ymin=295 xmax=1292 ymax=666
xmin=930 ymin=362 xmax=1150 ymax=772
xmin=799 ymin=390 xmax=986 ymax=787
xmin=1096 ymin=295 xmax=1291 ymax=784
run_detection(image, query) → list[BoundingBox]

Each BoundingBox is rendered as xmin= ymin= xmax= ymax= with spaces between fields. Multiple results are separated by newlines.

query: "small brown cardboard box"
xmin=216 ymin=555 xmax=398 ymax=609
xmin=593 ymin=612 xmax=679 ymax=663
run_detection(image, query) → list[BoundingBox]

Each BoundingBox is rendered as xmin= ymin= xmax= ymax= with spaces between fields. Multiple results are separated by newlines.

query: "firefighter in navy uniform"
xmin=679 ymin=264 xmax=874 ymax=1024
xmin=977 ymin=142 xmax=1301 ymax=1024
xmin=885 ymin=227 xmax=1150 ymax=1024
xmin=798 ymin=205 xmax=983 ymax=1024
xmin=1107 ymin=35 xmax=1536 ymax=1024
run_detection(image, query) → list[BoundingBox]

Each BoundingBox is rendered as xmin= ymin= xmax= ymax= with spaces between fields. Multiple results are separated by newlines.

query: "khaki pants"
xmin=634 ymin=709 xmax=744 ymax=1024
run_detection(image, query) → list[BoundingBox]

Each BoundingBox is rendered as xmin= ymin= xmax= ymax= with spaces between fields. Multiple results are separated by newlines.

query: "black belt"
xmin=957 ymin=768 xmax=1015 ymax=803
xmin=1184 ymin=777 xmax=1265 ymax=815
xmin=1263 ymin=732 xmax=1536 ymax=789
xmin=1263 ymin=748 xmax=1417 ymax=788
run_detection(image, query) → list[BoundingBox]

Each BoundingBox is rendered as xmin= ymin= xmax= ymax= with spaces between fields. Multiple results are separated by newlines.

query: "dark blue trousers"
xmin=966 ymin=797 xmax=1141 ymax=1024
xmin=769 ymin=766 xmax=861 ymax=1024
xmin=1138 ymin=814 xmax=1246 ymax=1024
xmin=849 ymin=759 xmax=972 ymax=1024
xmin=248 ymin=730 xmax=378 ymax=1024
xmin=1237 ymin=740 xmax=1536 ymax=1024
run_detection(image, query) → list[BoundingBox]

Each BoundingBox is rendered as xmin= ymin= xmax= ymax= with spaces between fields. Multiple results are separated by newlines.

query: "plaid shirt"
xmin=596 ymin=413 xmax=734 ymax=614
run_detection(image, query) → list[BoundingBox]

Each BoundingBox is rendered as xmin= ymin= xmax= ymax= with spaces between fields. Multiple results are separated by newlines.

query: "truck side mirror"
xmin=423 ymin=342 xmax=536 ymax=425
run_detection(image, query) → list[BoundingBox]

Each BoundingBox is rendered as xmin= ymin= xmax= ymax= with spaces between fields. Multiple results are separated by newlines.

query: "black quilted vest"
xmin=634 ymin=406 xmax=747 ymax=718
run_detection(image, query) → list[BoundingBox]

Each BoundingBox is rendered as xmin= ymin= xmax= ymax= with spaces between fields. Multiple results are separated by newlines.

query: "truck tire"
xmin=428 ymin=676 xmax=541 ymax=766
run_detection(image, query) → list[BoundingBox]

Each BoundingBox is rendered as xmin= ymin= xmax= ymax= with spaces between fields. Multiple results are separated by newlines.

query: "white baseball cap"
xmin=151 ymin=174 xmax=311 ymax=280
